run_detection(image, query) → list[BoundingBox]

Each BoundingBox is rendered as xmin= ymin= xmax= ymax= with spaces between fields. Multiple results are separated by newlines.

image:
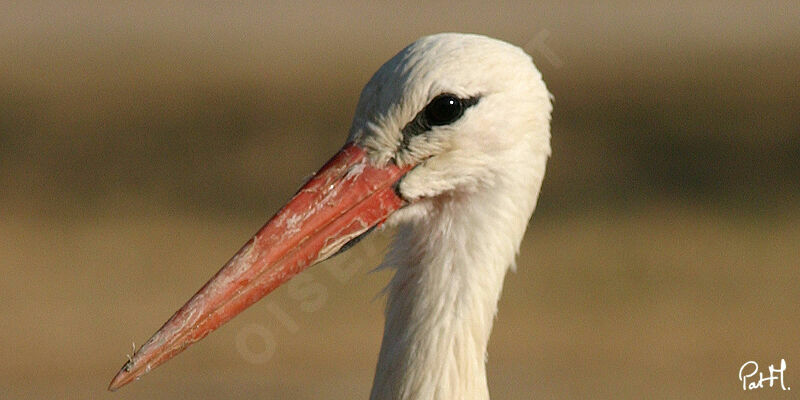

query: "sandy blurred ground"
xmin=1 ymin=1 xmax=799 ymax=399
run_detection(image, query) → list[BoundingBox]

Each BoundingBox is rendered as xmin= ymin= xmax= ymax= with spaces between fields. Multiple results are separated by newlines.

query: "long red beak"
xmin=108 ymin=143 xmax=411 ymax=391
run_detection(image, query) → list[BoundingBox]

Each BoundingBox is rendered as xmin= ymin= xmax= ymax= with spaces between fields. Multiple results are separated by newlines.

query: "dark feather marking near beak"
xmin=332 ymin=225 xmax=377 ymax=257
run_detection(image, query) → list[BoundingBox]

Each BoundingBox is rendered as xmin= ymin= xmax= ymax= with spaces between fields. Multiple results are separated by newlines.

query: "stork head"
xmin=108 ymin=33 xmax=551 ymax=391
xmin=352 ymin=33 xmax=551 ymax=214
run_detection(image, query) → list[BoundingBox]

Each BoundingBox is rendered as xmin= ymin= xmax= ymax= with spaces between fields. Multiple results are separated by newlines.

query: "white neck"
xmin=369 ymin=153 xmax=546 ymax=400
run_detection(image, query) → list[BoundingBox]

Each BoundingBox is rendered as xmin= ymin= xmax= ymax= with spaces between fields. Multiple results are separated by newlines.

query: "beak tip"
xmin=108 ymin=360 xmax=136 ymax=392
xmin=107 ymin=374 xmax=124 ymax=392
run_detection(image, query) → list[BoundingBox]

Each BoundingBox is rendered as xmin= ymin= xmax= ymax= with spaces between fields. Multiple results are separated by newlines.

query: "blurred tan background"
xmin=1 ymin=1 xmax=799 ymax=399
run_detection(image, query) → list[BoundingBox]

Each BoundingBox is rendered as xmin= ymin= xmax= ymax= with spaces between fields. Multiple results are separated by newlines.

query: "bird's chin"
xmin=384 ymin=200 xmax=434 ymax=227
xmin=384 ymin=188 xmax=469 ymax=228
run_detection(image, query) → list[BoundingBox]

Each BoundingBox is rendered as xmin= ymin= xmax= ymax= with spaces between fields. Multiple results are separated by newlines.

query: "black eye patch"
xmin=400 ymin=94 xmax=480 ymax=142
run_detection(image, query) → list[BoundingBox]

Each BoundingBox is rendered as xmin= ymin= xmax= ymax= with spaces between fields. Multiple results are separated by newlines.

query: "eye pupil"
xmin=424 ymin=95 xmax=464 ymax=126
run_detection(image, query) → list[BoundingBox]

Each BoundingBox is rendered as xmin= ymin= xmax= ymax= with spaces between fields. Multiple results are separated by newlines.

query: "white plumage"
xmin=357 ymin=33 xmax=551 ymax=400
xmin=109 ymin=32 xmax=551 ymax=400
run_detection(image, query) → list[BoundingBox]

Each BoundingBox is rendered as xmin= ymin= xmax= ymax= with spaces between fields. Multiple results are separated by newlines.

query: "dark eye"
xmin=424 ymin=95 xmax=465 ymax=126
xmin=400 ymin=94 xmax=480 ymax=141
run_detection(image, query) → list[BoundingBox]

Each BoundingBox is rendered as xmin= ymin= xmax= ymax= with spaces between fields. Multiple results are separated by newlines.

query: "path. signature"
xmin=739 ymin=359 xmax=790 ymax=391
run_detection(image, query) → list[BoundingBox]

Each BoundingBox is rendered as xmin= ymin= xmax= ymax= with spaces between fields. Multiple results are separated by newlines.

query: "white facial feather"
xmin=346 ymin=33 xmax=552 ymax=400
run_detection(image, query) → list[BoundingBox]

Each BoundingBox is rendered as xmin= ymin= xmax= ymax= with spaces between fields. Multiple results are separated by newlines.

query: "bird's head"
xmin=351 ymin=33 xmax=551 ymax=212
xmin=108 ymin=33 xmax=551 ymax=391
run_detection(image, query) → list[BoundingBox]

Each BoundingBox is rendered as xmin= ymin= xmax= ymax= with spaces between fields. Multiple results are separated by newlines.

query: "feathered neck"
xmin=369 ymin=157 xmax=545 ymax=400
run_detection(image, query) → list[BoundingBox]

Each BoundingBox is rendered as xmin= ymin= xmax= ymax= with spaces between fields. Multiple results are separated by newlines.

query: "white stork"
xmin=109 ymin=32 xmax=552 ymax=400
